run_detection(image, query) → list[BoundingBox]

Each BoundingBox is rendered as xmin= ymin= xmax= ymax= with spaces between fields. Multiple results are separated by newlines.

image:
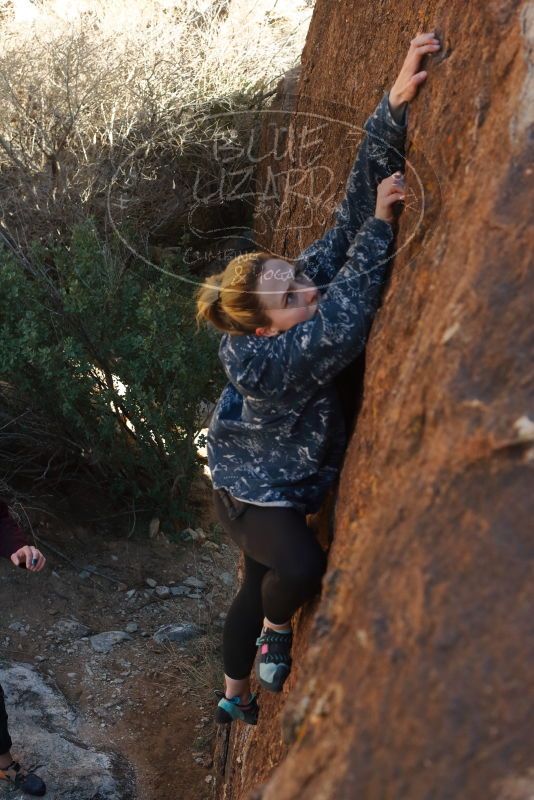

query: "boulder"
xmin=0 ymin=662 xmax=134 ymax=798
xmin=216 ymin=2 xmax=534 ymax=799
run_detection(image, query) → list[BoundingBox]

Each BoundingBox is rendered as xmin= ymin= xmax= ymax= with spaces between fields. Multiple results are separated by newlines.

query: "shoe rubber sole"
xmin=256 ymin=663 xmax=290 ymax=693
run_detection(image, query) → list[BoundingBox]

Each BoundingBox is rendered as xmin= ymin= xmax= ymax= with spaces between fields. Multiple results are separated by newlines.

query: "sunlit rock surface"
xmin=215 ymin=1 xmax=534 ymax=798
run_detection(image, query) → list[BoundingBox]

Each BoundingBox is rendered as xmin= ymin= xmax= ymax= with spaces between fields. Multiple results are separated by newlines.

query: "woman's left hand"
xmin=10 ymin=545 xmax=47 ymax=572
xmin=389 ymin=31 xmax=441 ymax=110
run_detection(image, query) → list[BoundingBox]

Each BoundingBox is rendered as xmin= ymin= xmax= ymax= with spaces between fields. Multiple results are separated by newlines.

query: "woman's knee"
xmin=279 ymin=546 xmax=327 ymax=588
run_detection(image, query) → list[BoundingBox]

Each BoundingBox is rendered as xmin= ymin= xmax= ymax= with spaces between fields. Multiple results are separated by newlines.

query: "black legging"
xmin=212 ymin=489 xmax=327 ymax=680
xmin=0 ymin=683 xmax=13 ymax=755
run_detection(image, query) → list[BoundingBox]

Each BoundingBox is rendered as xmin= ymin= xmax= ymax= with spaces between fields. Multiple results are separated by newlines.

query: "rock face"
xmin=216 ymin=2 xmax=533 ymax=799
xmin=0 ymin=662 xmax=135 ymax=799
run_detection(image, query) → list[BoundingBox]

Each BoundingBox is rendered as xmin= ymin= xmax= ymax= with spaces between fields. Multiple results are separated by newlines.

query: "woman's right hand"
xmin=374 ymin=172 xmax=405 ymax=223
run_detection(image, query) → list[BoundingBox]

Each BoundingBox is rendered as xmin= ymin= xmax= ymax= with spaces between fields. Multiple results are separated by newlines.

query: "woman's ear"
xmin=255 ymin=326 xmax=277 ymax=337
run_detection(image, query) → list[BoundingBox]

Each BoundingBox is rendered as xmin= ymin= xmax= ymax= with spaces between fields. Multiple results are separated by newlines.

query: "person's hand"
xmin=389 ymin=31 xmax=441 ymax=110
xmin=375 ymin=172 xmax=405 ymax=223
xmin=10 ymin=545 xmax=46 ymax=572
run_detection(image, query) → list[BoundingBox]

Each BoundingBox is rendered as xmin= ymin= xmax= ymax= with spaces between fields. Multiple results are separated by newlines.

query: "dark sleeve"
xmin=389 ymin=98 xmax=408 ymax=126
xmin=245 ymin=215 xmax=394 ymax=400
xmin=0 ymin=502 xmax=28 ymax=559
xmin=296 ymin=90 xmax=407 ymax=289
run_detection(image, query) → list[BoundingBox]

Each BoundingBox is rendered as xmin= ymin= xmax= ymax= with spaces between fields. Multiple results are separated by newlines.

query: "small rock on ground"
xmin=153 ymin=623 xmax=204 ymax=644
xmin=90 ymin=631 xmax=132 ymax=653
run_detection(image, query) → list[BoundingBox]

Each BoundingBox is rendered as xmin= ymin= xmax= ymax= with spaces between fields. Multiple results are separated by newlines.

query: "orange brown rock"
xmin=215 ymin=2 xmax=534 ymax=798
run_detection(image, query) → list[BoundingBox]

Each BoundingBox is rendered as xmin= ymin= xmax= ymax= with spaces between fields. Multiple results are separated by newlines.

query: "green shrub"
xmin=0 ymin=219 xmax=224 ymax=525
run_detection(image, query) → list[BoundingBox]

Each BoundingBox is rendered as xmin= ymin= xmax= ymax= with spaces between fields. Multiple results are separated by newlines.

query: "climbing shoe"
xmin=0 ymin=760 xmax=46 ymax=796
xmin=255 ymin=627 xmax=292 ymax=693
xmin=214 ymin=689 xmax=259 ymax=725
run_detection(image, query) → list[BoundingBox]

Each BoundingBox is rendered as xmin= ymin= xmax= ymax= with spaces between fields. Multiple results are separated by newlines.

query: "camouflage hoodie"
xmin=207 ymin=91 xmax=407 ymax=515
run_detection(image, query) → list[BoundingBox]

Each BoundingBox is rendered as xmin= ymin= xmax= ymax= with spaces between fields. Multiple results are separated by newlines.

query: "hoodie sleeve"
xmin=0 ymin=501 xmax=28 ymax=560
xmin=236 ymin=214 xmax=394 ymax=401
xmin=296 ymin=90 xmax=407 ymax=290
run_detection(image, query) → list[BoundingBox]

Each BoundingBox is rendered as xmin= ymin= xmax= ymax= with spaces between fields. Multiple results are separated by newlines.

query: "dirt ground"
xmin=0 ymin=473 xmax=239 ymax=799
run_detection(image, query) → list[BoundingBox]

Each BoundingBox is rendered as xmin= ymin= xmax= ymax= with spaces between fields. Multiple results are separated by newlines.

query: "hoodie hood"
xmin=218 ymin=332 xmax=274 ymax=398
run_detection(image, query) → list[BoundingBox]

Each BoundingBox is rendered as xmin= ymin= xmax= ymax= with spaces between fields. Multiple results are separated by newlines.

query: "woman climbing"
xmin=195 ymin=32 xmax=441 ymax=725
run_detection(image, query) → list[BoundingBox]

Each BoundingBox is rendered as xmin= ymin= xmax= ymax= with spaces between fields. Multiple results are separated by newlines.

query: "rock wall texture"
xmin=215 ymin=2 xmax=533 ymax=799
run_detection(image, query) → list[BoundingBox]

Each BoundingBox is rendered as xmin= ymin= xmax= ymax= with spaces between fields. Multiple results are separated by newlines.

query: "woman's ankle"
xmin=263 ymin=616 xmax=292 ymax=633
xmin=233 ymin=692 xmax=253 ymax=704
xmin=224 ymin=674 xmax=251 ymax=703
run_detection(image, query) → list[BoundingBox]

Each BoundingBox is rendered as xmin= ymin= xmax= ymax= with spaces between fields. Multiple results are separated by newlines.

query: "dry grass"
xmin=0 ymin=0 xmax=313 ymax=248
xmin=165 ymin=622 xmax=224 ymax=704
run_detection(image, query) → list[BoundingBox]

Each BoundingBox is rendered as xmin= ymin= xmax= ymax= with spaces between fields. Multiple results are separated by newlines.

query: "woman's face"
xmin=254 ymin=258 xmax=319 ymax=336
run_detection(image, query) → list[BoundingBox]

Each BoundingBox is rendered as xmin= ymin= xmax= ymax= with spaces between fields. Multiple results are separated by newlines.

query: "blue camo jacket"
xmin=207 ymin=91 xmax=407 ymax=515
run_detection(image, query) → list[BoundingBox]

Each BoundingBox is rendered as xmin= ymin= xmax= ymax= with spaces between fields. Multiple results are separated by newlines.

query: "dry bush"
xmin=0 ymin=0 xmax=313 ymax=249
